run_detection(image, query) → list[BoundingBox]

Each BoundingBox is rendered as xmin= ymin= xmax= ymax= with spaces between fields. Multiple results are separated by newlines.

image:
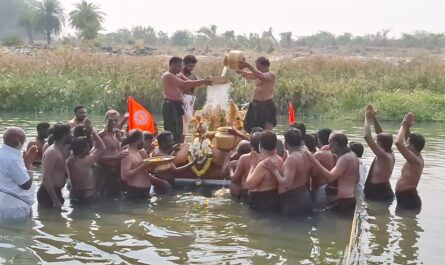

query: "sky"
xmin=61 ymin=0 xmax=445 ymax=37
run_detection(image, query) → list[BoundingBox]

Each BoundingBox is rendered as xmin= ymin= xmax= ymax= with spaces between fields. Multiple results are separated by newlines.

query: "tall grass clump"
xmin=1 ymin=49 xmax=444 ymax=121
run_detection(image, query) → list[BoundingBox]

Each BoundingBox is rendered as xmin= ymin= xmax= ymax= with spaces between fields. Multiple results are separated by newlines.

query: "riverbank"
xmin=1 ymin=49 xmax=444 ymax=121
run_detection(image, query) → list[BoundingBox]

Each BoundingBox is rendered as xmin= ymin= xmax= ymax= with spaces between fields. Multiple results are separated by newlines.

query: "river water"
xmin=0 ymin=113 xmax=444 ymax=264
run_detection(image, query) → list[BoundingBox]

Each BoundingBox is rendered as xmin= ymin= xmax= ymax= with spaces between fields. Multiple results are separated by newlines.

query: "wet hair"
xmin=47 ymin=127 xmax=55 ymax=145
xmin=183 ymin=55 xmax=197 ymax=65
xmin=250 ymin=132 xmax=261 ymax=152
xmin=74 ymin=105 xmax=85 ymax=113
xmin=143 ymin=132 xmax=154 ymax=141
xmin=290 ymin=122 xmax=306 ymax=137
xmin=349 ymin=141 xmax=364 ymax=158
xmin=408 ymin=133 xmax=425 ymax=152
xmin=52 ymin=123 xmax=71 ymax=142
xmin=304 ymin=133 xmax=317 ymax=153
xmin=284 ymin=128 xmax=303 ymax=148
xmin=126 ymin=129 xmax=143 ymax=145
xmin=255 ymin=56 xmax=270 ymax=67
xmin=105 ymin=109 xmax=119 ymax=120
xmin=237 ymin=140 xmax=251 ymax=156
xmin=169 ymin=56 xmax=182 ymax=66
xmin=251 ymin=127 xmax=264 ymax=135
xmin=71 ymin=137 xmax=89 ymax=156
xmin=376 ymin=133 xmax=393 ymax=153
xmin=317 ymin=128 xmax=333 ymax=146
xmin=260 ymin=131 xmax=277 ymax=151
xmin=330 ymin=133 xmax=348 ymax=148
xmin=36 ymin=122 xmax=50 ymax=133
xmin=73 ymin=125 xmax=86 ymax=137
xmin=157 ymin=131 xmax=173 ymax=146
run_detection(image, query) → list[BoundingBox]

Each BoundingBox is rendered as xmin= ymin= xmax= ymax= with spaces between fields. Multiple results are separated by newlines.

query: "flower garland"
xmin=188 ymin=154 xmax=213 ymax=177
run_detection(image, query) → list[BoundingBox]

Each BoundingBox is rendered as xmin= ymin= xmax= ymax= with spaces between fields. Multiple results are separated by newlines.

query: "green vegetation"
xmin=1 ymin=50 xmax=444 ymax=121
xmin=69 ymin=1 xmax=105 ymax=40
xmin=34 ymin=0 xmax=65 ymax=45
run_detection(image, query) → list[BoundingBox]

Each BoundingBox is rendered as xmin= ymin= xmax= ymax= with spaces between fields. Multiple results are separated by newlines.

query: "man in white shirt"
xmin=0 ymin=127 xmax=37 ymax=220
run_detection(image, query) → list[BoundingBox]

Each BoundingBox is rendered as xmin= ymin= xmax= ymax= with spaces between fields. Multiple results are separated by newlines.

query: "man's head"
xmin=255 ymin=56 xmax=270 ymax=73
xmin=183 ymin=55 xmax=197 ymax=74
xmin=304 ymin=133 xmax=317 ymax=153
xmin=71 ymin=137 xmax=90 ymax=157
xmin=329 ymin=133 xmax=348 ymax=155
xmin=284 ymin=128 xmax=303 ymax=149
xmin=317 ymin=128 xmax=332 ymax=148
xmin=349 ymin=141 xmax=364 ymax=158
xmin=408 ymin=133 xmax=425 ymax=153
xmin=376 ymin=133 xmax=393 ymax=153
xmin=37 ymin=122 xmax=51 ymax=139
xmin=250 ymin=132 xmax=261 ymax=153
xmin=157 ymin=131 xmax=175 ymax=152
xmin=74 ymin=105 xmax=86 ymax=122
xmin=52 ymin=123 xmax=72 ymax=145
xmin=143 ymin=132 xmax=154 ymax=150
xmin=127 ymin=129 xmax=143 ymax=149
xmin=259 ymin=131 xmax=277 ymax=152
xmin=73 ymin=125 xmax=86 ymax=137
xmin=169 ymin=56 xmax=183 ymax=74
xmin=290 ymin=122 xmax=306 ymax=137
xmin=3 ymin=127 xmax=26 ymax=150
xmin=236 ymin=140 xmax=251 ymax=156
xmin=105 ymin=109 xmax=120 ymax=129
xmin=251 ymin=127 xmax=264 ymax=135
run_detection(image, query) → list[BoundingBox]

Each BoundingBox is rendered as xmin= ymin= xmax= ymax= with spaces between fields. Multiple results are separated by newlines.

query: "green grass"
xmin=1 ymin=49 xmax=444 ymax=121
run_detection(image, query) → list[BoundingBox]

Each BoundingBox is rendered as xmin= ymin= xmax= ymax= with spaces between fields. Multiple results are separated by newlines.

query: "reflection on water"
xmin=0 ymin=113 xmax=444 ymax=264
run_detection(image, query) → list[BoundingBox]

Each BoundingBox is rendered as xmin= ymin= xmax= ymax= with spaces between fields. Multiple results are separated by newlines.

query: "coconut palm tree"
xmin=34 ymin=0 xmax=65 ymax=45
xmin=69 ymin=1 xmax=105 ymax=40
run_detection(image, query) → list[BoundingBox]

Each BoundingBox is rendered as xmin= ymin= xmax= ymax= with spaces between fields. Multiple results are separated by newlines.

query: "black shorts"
xmin=364 ymin=181 xmax=394 ymax=201
xmin=396 ymin=189 xmax=421 ymax=210
xmin=325 ymin=181 xmax=338 ymax=196
xmin=331 ymin=197 xmax=356 ymax=215
xmin=37 ymin=185 xmax=64 ymax=208
xmin=243 ymin=99 xmax=277 ymax=133
xmin=125 ymin=186 xmax=151 ymax=201
xmin=94 ymin=164 xmax=122 ymax=197
xmin=279 ymin=186 xmax=313 ymax=215
xmin=162 ymin=99 xmax=184 ymax=144
xmin=248 ymin=190 xmax=279 ymax=211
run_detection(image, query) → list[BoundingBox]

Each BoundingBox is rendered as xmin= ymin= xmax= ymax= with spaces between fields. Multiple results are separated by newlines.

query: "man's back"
xmin=337 ymin=152 xmax=359 ymax=199
xmin=251 ymin=154 xmax=282 ymax=192
xmin=42 ymin=145 xmax=67 ymax=188
xmin=253 ymin=71 xmax=275 ymax=101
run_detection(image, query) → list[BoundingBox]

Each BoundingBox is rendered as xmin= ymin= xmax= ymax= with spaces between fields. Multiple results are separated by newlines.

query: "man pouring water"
xmin=237 ymin=57 xmax=277 ymax=133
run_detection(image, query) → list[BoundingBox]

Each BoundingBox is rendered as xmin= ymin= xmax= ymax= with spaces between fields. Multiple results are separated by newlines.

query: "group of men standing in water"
xmin=0 ymin=54 xmax=425 ymax=221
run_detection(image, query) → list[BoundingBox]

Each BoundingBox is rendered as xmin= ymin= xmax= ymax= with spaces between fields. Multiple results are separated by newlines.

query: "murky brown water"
xmin=0 ymin=113 xmax=444 ymax=264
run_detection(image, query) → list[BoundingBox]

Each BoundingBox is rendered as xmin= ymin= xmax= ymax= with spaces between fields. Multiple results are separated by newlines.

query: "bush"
xmin=1 ymin=36 xmax=23 ymax=46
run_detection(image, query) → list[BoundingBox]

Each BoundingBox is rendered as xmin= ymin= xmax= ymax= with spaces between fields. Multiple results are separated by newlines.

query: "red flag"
xmin=288 ymin=102 xmax=296 ymax=125
xmin=128 ymin=96 xmax=155 ymax=133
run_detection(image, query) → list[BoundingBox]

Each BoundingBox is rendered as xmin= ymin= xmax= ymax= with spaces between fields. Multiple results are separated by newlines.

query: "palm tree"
xmin=35 ymin=0 xmax=65 ymax=45
xmin=69 ymin=1 xmax=105 ymax=40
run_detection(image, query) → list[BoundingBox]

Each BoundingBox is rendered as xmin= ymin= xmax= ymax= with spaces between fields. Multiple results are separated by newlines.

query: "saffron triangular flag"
xmin=128 ymin=96 xmax=155 ymax=133
xmin=288 ymin=102 xmax=296 ymax=125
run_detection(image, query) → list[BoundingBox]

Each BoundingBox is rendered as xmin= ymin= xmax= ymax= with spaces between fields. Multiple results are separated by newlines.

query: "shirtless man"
xmin=96 ymin=109 xmax=124 ymax=197
xmin=312 ymin=128 xmax=337 ymax=192
xmin=363 ymin=105 xmax=396 ymax=201
xmin=264 ymin=128 xmax=314 ymax=215
xmin=67 ymin=126 xmax=106 ymax=204
xmin=245 ymin=131 xmax=283 ymax=211
xmin=394 ymin=112 xmax=425 ymax=210
xmin=179 ymin=55 xmax=199 ymax=142
xmin=162 ymin=56 xmax=212 ymax=143
xmin=230 ymin=133 xmax=261 ymax=199
xmin=121 ymin=130 xmax=172 ymax=199
xmin=39 ymin=124 xmax=72 ymax=208
xmin=138 ymin=132 xmax=155 ymax=159
xmin=309 ymin=133 xmax=359 ymax=214
xmin=68 ymin=105 xmax=88 ymax=128
xmin=26 ymin=122 xmax=50 ymax=165
xmin=237 ymin=57 xmax=276 ymax=133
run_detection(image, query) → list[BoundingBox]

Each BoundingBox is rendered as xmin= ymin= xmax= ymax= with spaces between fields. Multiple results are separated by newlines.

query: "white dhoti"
xmin=182 ymin=94 xmax=196 ymax=135
xmin=0 ymin=191 xmax=32 ymax=220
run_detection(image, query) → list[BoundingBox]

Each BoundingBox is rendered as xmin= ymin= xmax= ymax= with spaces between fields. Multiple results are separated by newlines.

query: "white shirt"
xmin=0 ymin=144 xmax=35 ymax=205
xmin=358 ymin=158 xmax=368 ymax=190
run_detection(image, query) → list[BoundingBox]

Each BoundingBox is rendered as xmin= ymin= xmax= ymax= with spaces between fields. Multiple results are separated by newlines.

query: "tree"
xmin=69 ymin=0 xmax=105 ymax=40
xmin=171 ymin=30 xmax=192 ymax=47
xmin=131 ymin=26 xmax=157 ymax=45
xmin=279 ymin=32 xmax=292 ymax=48
xmin=35 ymin=0 xmax=65 ymax=44
xmin=197 ymin=24 xmax=217 ymax=38
xmin=17 ymin=2 xmax=38 ymax=44
xmin=157 ymin=31 xmax=169 ymax=45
